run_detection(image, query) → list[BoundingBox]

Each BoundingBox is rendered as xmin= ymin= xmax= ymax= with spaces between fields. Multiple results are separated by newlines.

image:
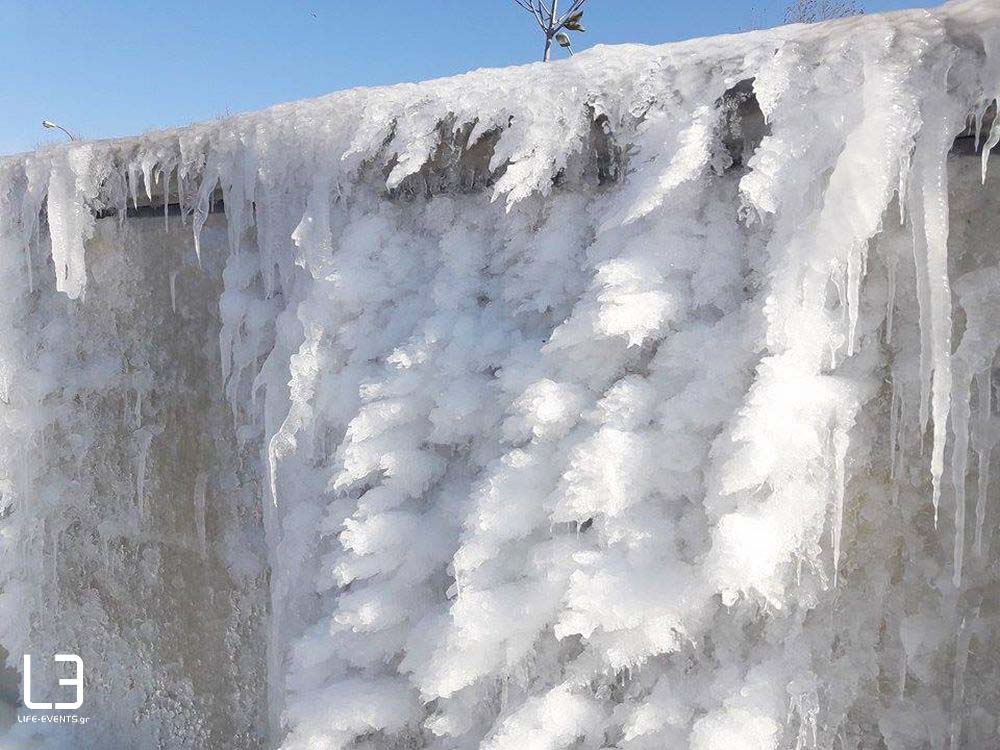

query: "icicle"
xmin=899 ymin=647 xmax=907 ymax=699
xmin=142 ymin=159 xmax=155 ymax=204
xmin=268 ymin=434 xmax=281 ymax=508
xmin=927 ymin=233 xmax=952 ymax=527
xmin=975 ymin=446 xmax=990 ymax=556
xmin=23 ymin=236 xmax=33 ymax=295
xmin=950 ymin=609 xmax=978 ymax=750
xmin=833 ymin=270 xmax=847 ymax=326
xmin=952 ymin=368 xmax=971 ymax=588
xmin=846 ymin=246 xmax=861 ymax=356
xmin=164 ymin=165 xmax=172 ymax=232
xmin=192 ymin=171 xmax=218 ymax=267
xmin=890 ymin=381 xmax=899 ymax=481
xmin=832 ymin=427 xmax=849 ymax=587
xmin=981 ymin=98 xmax=1000 ymax=184
xmin=885 ymin=253 xmax=897 ymax=344
xmin=909 ymin=188 xmax=933 ymax=440
xmin=47 ymin=146 xmax=96 ymax=300
xmin=974 ymin=371 xmax=993 ymax=556
xmin=179 ymin=171 xmax=188 ymax=224
xmin=220 ymin=322 xmax=234 ymax=390
xmin=170 ymin=270 xmax=178 ymax=314
xmin=114 ymin=165 xmax=129 ymax=228
xmin=128 ymin=162 xmax=141 ymax=210
xmin=194 ymin=471 xmax=208 ymax=558
xmin=974 ymin=106 xmax=985 ymax=153
xmin=135 ymin=426 xmax=158 ymax=519
xmin=911 ymin=89 xmax=958 ymax=527
xmin=135 ymin=430 xmax=153 ymax=513
xmin=898 ymin=151 xmax=911 ymax=226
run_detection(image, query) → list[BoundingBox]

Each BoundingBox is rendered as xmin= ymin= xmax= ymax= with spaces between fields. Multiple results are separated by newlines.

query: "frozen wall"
xmin=0 ymin=211 xmax=267 ymax=749
xmin=3 ymin=1 xmax=1000 ymax=748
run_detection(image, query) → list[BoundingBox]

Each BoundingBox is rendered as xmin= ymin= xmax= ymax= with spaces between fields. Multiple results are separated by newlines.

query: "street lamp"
xmin=41 ymin=120 xmax=78 ymax=141
xmin=555 ymin=32 xmax=574 ymax=54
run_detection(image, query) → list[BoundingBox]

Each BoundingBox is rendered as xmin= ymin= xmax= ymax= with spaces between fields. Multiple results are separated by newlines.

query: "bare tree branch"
xmin=534 ymin=1 xmax=550 ymax=29
xmin=538 ymin=0 xmax=559 ymax=28
xmin=513 ymin=0 xmax=548 ymax=32
xmin=534 ymin=0 xmax=550 ymax=27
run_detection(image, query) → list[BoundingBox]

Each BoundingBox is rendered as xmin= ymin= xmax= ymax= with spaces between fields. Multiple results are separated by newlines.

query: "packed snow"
xmin=1 ymin=0 xmax=1000 ymax=748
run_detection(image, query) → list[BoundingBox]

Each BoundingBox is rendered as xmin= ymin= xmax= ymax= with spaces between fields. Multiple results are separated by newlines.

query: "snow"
xmin=1 ymin=0 xmax=1000 ymax=748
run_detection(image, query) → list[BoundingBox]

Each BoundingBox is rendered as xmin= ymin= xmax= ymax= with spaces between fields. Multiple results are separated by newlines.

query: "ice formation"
xmin=2 ymin=0 xmax=1000 ymax=748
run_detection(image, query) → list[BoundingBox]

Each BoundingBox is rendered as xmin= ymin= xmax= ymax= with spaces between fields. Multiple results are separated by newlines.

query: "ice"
xmin=163 ymin=165 xmax=172 ymax=231
xmin=973 ymin=373 xmax=994 ymax=555
xmin=886 ymin=251 xmax=898 ymax=344
xmin=950 ymin=609 xmax=978 ymax=750
xmin=832 ymin=427 xmax=849 ymax=586
xmin=952 ymin=363 xmax=970 ymax=587
xmin=981 ymin=102 xmax=1000 ymax=182
xmin=134 ymin=425 xmax=159 ymax=519
xmin=909 ymin=71 xmax=963 ymax=527
xmin=975 ymin=452 xmax=991 ymax=553
xmin=194 ymin=471 xmax=208 ymax=557
xmin=954 ymin=270 xmax=1000 ymax=563
xmin=1 ymin=1 xmax=1000 ymax=748
xmin=45 ymin=145 xmax=99 ymax=300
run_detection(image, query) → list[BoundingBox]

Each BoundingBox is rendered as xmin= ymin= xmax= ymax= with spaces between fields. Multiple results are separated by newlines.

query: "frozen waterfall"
xmin=2 ymin=1 xmax=1000 ymax=748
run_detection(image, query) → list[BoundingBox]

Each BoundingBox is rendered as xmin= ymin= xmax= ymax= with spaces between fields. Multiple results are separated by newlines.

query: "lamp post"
xmin=41 ymin=120 xmax=78 ymax=141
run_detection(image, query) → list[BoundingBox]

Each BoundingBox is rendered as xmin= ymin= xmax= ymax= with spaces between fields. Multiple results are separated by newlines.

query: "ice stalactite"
xmin=194 ymin=471 xmax=208 ymax=558
xmin=951 ymin=363 xmax=970 ymax=587
xmin=886 ymin=249 xmax=898 ymax=344
xmin=832 ymin=427 xmax=849 ymax=587
xmin=981 ymin=101 xmax=1000 ymax=182
xmin=950 ymin=608 xmax=978 ymax=750
xmin=134 ymin=425 xmax=157 ymax=519
xmin=903 ymin=49 xmax=965 ymax=531
xmin=45 ymin=146 xmax=100 ymax=301
xmin=972 ymin=369 xmax=995 ymax=557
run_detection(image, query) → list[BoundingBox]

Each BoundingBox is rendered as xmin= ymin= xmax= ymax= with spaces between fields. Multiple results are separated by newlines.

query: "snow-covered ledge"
xmin=2 ymin=1 xmax=1000 ymax=748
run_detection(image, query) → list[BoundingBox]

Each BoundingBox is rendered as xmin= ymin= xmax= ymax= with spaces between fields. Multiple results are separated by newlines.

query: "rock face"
xmin=3 ymin=1 xmax=1000 ymax=748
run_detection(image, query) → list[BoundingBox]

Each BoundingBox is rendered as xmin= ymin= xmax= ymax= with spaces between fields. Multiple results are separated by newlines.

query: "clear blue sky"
xmin=0 ymin=0 xmax=938 ymax=156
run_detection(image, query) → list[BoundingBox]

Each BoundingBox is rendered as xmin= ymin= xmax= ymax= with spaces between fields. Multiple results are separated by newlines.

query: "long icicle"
xmin=950 ymin=606 xmax=979 ymax=750
xmin=974 ymin=370 xmax=994 ymax=556
xmin=981 ymin=97 xmax=1000 ymax=184
xmin=832 ymin=427 xmax=849 ymax=587
xmin=910 ymin=79 xmax=959 ymax=528
xmin=952 ymin=367 xmax=971 ymax=588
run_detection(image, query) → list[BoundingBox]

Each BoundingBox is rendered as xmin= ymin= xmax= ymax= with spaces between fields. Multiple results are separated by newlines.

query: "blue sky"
xmin=0 ymin=0 xmax=938 ymax=156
